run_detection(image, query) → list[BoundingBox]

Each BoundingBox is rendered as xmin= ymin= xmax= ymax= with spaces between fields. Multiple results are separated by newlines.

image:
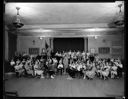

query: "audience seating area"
xmin=8 ymin=51 xmax=123 ymax=80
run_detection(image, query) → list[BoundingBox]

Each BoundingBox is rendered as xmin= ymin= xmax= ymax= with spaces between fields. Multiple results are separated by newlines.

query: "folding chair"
xmin=4 ymin=90 xmax=18 ymax=99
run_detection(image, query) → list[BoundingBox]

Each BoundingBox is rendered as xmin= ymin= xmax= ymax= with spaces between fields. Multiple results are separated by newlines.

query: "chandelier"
xmin=13 ymin=7 xmax=24 ymax=28
xmin=108 ymin=1 xmax=124 ymax=27
xmin=114 ymin=2 xmax=124 ymax=26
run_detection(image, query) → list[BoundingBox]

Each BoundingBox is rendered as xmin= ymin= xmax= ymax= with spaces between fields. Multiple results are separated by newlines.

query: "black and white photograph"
xmin=3 ymin=1 xmax=125 ymax=98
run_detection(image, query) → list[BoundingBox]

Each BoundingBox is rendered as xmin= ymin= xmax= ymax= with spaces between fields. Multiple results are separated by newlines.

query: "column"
xmin=84 ymin=37 xmax=88 ymax=52
xmin=51 ymin=38 xmax=53 ymax=50
xmin=5 ymin=26 xmax=9 ymax=61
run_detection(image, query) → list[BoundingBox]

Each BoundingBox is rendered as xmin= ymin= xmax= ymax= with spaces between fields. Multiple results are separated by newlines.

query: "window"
xmin=29 ymin=48 xmax=39 ymax=55
xmin=112 ymin=40 xmax=122 ymax=46
xmin=111 ymin=48 xmax=122 ymax=54
xmin=98 ymin=47 xmax=110 ymax=54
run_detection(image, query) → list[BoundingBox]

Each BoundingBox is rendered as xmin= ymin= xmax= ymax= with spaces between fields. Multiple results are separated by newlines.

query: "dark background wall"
xmin=53 ymin=38 xmax=84 ymax=52
xmin=8 ymin=32 xmax=17 ymax=60
xmin=4 ymin=32 xmax=17 ymax=73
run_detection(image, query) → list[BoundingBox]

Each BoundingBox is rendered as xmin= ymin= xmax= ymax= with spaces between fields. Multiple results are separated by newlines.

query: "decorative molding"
xmin=17 ymin=28 xmax=124 ymax=37
xmin=7 ymin=23 xmax=124 ymax=37
xmin=21 ymin=23 xmax=109 ymax=29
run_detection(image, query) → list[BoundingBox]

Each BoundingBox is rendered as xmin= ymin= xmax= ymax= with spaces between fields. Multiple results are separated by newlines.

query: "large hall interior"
xmin=4 ymin=1 xmax=125 ymax=98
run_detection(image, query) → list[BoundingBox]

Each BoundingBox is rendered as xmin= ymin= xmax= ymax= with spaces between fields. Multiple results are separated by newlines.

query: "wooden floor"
xmin=4 ymin=75 xmax=124 ymax=97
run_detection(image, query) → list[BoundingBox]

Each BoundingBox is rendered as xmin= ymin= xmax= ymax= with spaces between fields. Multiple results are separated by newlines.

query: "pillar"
xmin=84 ymin=37 xmax=88 ymax=52
xmin=5 ymin=26 xmax=9 ymax=61
xmin=50 ymin=38 xmax=53 ymax=50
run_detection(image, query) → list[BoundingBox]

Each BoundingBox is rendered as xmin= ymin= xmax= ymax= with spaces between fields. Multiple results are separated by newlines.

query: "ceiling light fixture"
xmin=114 ymin=1 xmax=124 ymax=26
xmin=108 ymin=1 xmax=124 ymax=27
xmin=13 ymin=7 xmax=24 ymax=28
xmin=94 ymin=36 xmax=98 ymax=39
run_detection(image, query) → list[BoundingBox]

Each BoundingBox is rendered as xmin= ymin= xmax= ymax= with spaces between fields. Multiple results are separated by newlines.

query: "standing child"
xmin=57 ymin=58 xmax=64 ymax=75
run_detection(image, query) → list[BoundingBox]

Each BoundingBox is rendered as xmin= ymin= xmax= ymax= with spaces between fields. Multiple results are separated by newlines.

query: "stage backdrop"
xmin=53 ymin=38 xmax=84 ymax=52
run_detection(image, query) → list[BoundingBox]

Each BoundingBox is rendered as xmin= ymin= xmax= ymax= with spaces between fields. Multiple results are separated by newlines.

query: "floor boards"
xmin=4 ymin=75 xmax=124 ymax=97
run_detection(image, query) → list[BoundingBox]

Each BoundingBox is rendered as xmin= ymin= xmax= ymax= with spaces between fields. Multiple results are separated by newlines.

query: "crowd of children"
xmin=10 ymin=50 xmax=123 ymax=80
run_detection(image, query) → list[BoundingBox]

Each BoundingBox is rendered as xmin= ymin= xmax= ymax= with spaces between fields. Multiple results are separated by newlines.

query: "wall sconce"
xmin=102 ymin=39 xmax=106 ymax=43
xmin=32 ymin=40 xmax=35 ymax=45
xmin=39 ymin=37 xmax=43 ymax=40
xmin=87 ymin=35 xmax=100 ymax=39
xmin=94 ymin=36 xmax=98 ymax=39
xmin=39 ymin=36 xmax=46 ymax=40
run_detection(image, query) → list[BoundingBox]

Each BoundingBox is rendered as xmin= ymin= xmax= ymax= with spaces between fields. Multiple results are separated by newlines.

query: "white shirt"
xmin=77 ymin=64 xmax=82 ymax=71
xmin=53 ymin=59 xmax=58 ymax=63
xmin=34 ymin=64 xmax=39 ymax=69
xmin=55 ymin=53 xmax=59 ymax=56
xmin=87 ymin=52 xmax=90 ymax=56
xmin=19 ymin=64 xmax=23 ymax=68
xmin=68 ymin=51 xmax=71 ymax=55
xmin=14 ymin=65 xmax=20 ymax=70
xmin=82 ymin=65 xmax=86 ymax=70
xmin=58 ymin=64 xmax=63 ymax=68
xmin=82 ymin=52 xmax=85 ymax=56
xmin=118 ymin=64 xmax=123 ymax=68
xmin=15 ymin=64 xmax=23 ymax=70
xmin=76 ymin=52 xmax=80 ymax=55
xmin=10 ymin=61 xmax=15 ymax=66
xmin=72 ymin=64 xmax=76 ymax=69
xmin=112 ymin=66 xmax=117 ymax=71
